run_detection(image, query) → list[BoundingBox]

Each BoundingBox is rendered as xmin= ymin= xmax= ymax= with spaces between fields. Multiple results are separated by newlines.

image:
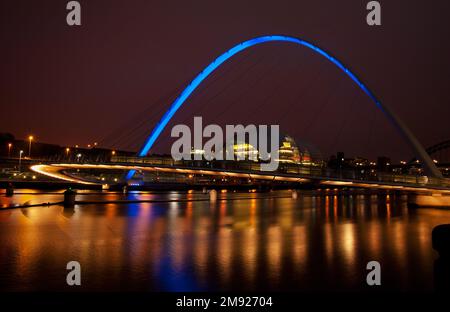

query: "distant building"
xmin=377 ymin=156 xmax=391 ymax=172
xmin=276 ymin=135 xmax=319 ymax=165
xmin=349 ymin=157 xmax=369 ymax=168
xmin=189 ymin=134 xmax=323 ymax=166
xmin=233 ymin=142 xmax=259 ymax=161
xmin=277 ymin=135 xmax=301 ymax=164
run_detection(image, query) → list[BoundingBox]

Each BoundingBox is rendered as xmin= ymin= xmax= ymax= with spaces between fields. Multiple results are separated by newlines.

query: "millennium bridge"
xmin=23 ymin=35 xmax=450 ymax=206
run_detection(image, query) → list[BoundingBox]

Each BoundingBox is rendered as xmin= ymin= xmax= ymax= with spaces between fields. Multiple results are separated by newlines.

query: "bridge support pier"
xmin=376 ymin=192 xmax=388 ymax=205
xmin=6 ymin=183 xmax=14 ymax=197
xmin=64 ymin=188 xmax=76 ymax=208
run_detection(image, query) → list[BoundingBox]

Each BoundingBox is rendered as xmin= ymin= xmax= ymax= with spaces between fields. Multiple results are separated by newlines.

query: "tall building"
xmin=276 ymin=134 xmax=321 ymax=166
xmin=189 ymin=133 xmax=323 ymax=166
xmin=277 ymin=135 xmax=301 ymax=164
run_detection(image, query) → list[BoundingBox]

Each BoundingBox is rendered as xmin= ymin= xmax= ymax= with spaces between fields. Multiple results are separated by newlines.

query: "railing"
xmin=4 ymin=154 xmax=447 ymax=188
xmin=109 ymin=155 xmax=450 ymax=189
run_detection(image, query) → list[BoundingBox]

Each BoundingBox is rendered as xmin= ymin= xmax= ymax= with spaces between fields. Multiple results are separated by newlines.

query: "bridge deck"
xmin=30 ymin=161 xmax=450 ymax=193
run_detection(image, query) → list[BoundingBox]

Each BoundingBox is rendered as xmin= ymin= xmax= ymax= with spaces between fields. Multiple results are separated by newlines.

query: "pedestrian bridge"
xmin=30 ymin=161 xmax=450 ymax=194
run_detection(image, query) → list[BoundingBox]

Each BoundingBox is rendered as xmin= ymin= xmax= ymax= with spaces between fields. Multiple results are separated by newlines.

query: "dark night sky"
xmin=1 ymin=0 xmax=450 ymax=160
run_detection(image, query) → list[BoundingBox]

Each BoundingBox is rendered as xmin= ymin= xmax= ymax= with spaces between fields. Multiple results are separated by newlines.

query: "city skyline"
xmin=1 ymin=1 xmax=450 ymax=161
xmin=2 ymin=1 xmax=450 ymax=305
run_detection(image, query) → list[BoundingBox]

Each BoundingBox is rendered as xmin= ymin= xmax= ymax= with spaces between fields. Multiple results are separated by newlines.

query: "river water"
xmin=0 ymin=189 xmax=449 ymax=292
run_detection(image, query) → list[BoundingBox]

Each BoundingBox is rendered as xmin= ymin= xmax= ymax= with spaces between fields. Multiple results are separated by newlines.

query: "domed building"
xmin=190 ymin=130 xmax=323 ymax=167
xmin=224 ymin=132 xmax=323 ymax=166
xmin=276 ymin=134 xmax=323 ymax=166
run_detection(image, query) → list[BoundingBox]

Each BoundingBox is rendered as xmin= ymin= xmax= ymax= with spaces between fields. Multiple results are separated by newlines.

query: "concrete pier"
xmin=64 ymin=188 xmax=77 ymax=207
xmin=6 ymin=183 xmax=14 ymax=197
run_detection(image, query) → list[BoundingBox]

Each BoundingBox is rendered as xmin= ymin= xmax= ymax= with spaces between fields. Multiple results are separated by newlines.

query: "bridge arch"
xmin=128 ymin=35 xmax=442 ymax=179
xmin=409 ymin=140 xmax=450 ymax=165
xmin=427 ymin=140 xmax=450 ymax=157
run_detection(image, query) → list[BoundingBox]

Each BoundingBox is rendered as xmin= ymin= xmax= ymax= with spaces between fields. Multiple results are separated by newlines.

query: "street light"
xmin=111 ymin=150 xmax=116 ymax=156
xmin=66 ymin=147 xmax=70 ymax=158
xmin=28 ymin=135 xmax=33 ymax=158
xmin=7 ymin=143 xmax=12 ymax=158
xmin=18 ymin=150 xmax=23 ymax=172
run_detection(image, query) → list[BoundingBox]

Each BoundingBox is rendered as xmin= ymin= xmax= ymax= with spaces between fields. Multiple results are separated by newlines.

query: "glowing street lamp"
xmin=28 ymin=135 xmax=33 ymax=158
xmin=111 ymin=150 xmax=116 ymax=156
xmin=7 ymin=143 xmax=12 ymax=158
xmin=18 ymin=150 xmax=24 ymax=172
xmin=66 ymin=147 xmax=70 ymax=157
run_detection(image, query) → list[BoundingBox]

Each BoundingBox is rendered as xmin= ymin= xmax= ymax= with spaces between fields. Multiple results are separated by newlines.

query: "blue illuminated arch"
xmin=126 ymin=35 xmax=442 ymax=179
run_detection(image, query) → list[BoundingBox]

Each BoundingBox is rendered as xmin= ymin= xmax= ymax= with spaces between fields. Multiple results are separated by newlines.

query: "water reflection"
xmin=0 ymin=190 xmax=449 ymax=292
